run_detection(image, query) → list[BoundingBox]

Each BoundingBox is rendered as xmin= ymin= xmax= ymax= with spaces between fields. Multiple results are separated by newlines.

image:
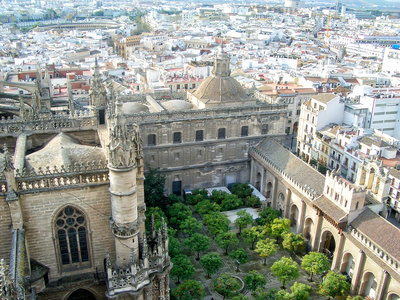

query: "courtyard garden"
xmin=144 ymin=168 xmax=358 ymax=300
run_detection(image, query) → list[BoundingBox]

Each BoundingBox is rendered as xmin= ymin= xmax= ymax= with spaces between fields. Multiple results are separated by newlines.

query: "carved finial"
xmin=130 ymin=248 xmax=135 ymax=265
xmin=157 ymin=228 xmax=162 ymax=249
xmin=107 ymin=116 xmax=136 ymax=169
xmin=115 ymin=95 xmax=123 ymax=116
xmin=142 ymin=233 xmax=148 ymax=257
xmin=67 ymin=79 xmax=75 ymax=115
xmin=108 ymin=83 xmax=115 ymax=115
xmin=3 ymin=144 xmax=13 ymax=172
xmin=19 ymin=94 xmax=25 ymax=121
xmin=106 ymin=249 xmax=111 ymax=268
xmin=161 ymin=217 xmax=168 ymax=240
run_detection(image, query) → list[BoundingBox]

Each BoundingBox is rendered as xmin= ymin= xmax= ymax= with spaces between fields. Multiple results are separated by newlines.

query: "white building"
xmin=181 ymin=11 xmax=194 ymax=24
xmin=382 ymin=46 xmax=400 ymax=75
xmin=297 ymin=93 xmax=344 ymax=161
xmin=359 ymin=91 xmax=400 ymax=139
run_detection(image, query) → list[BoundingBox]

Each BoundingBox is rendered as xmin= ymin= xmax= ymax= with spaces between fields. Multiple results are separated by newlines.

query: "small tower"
xmin=19 ymin=94 xmax=25 ymax=121
xmin=107 ymin=97 xmax=141 ymax=265
xmin=106 ymin=97 xmax=171 ymax=299
xmin=89 ymin=58 xmax=107 ymax=124
xmin=324 ymin=169 xmax=366 ymax=213
xmin=212 ymin=42 xmax=231 ymax=77
xmin=44 ymin=65 xmax=54 ymax=98
xmin=67 ymin=79 xmax=75 ymax=115
xmin=33 ymin=67 xmax=51 ymax=116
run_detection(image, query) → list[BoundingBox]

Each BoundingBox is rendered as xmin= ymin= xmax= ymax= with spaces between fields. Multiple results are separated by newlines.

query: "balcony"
xmin=389 ymin=192 xmax=400 ymax=202
xmin=330 ymin=154 xmax=338 ymax=161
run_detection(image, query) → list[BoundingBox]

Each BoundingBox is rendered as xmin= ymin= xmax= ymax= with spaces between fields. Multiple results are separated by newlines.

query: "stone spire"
xmin=19 ymin=94 xmax=25 ymax=121
xmin=107 ymin=82 xmax=116 ymax=119
xmin=36 ymin=64 xmax=42 ymax=87
xmin=44 ymin=65 xmax=51 ymax=84
xmin=67 ymin=79 xmax=75 ymax=115
xmin=31 ymin=88 xmax=40 ymax=119
xmin=108 ymin=96 xmax=136 ymax=170
xmin=93 ymin=57 xmax=100 ymax=77
xmin=89 ymin=57 xmax=107 ymax=109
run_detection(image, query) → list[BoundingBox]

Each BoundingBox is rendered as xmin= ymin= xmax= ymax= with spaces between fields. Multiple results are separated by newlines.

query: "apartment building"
xmin=297 ymin=93 xmax=344 ymax=161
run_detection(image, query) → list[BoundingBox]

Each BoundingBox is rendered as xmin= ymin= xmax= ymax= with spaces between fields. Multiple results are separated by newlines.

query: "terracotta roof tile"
xmin=312 ymin=93 xmax=339 ymax=104
xmin=350 ymin=208 xmax=400 ymax=262
xmin=251 ymin=139 xmax=325 ymax=195
xmin=389 ymin=168 xmax=400 ymax=180
xmin=314 ymin=195 xmax=348 ymax=223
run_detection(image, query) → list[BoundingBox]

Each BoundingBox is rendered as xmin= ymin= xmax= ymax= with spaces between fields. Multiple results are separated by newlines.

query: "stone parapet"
xmin=125 ymin=103 xmax=287 ymax=125
xmin=0 ymin=110 xmax=98 ymax=137
xmin=0 ymin=161 xmax=109 ymax=195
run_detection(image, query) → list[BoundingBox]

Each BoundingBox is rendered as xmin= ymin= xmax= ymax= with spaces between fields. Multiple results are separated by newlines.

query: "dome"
xmin=160 ymin=100 xmax=193 ymax=111
xmin=122 ymin=102 xmax=149 ymax=114
xmin=25 ymin=133 xmax=106 ymax=170
xmin=191 ymin=75 xmax=248 ymax=105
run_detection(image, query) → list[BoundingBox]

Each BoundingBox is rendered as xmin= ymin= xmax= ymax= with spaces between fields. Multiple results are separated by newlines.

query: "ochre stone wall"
xmin=0 ymin=195 xmax=13 ymax=265
xmin=20 ymin=184 xmax=115 ymax=281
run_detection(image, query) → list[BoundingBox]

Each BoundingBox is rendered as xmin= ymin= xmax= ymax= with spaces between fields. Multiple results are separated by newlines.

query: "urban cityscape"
xmin=1 ymin=0 xmax=400 ymax=299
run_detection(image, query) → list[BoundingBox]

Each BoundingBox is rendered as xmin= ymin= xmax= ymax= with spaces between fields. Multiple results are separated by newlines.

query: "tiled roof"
xmin=350 ymin=208 xmax=400 ymax=262
xmin=304 ymin=76 xmax=322 ymax=82
xmin=344 ymin=231 xmax=400 ymax=283
xmin=293 ymin=88 xmax=316 ymax=94
xmin=251 ymin=139 xmax=325 ymax=196
xmin=313 ymin=195 xmax=348 ymax=223
xmin=359 ymin=136 xmax=389 ymax=148
xmin=312 ymin=93 xmax=338 ymax=104
xmin=389 ymin=168 xmax=400 ymax=180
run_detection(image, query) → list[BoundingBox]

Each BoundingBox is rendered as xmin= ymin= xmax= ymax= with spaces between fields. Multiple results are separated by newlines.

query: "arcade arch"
xmin=303 ymin=217 xmax=314 ymax=241
xmin=255 ymin=172 xmax=262 ymax=191
xmin=290 ymin=204 xmax=299 ymax=233
xmin=266 ymin=182 xmax=272 ymax=199
xmin=388 ymin=293 xmax=400 ymax=300
xmin=360 ymin=272 xmax=377 ymax=300
xmin=66 ymin=289 xmax=96 ymax=300
xmin=319 ymin=230 xmax=336 ymax=259
xmin=340 ymin=252 xmax=355 ymax=279
xmin=277 ymin=192 xmax=285 ymax=216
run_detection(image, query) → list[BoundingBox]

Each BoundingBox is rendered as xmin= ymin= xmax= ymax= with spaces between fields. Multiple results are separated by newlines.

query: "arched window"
xmin=55 ymin=206 xmax=90 ymax=269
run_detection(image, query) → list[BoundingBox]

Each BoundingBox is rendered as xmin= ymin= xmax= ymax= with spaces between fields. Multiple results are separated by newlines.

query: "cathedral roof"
xmin=25 ymin=133 xmax=105 ymax=170
xmin=122 ymin=102 xmax=150 ymax=114
xmin=191 ymin=75 xmax=248 ymax=106
xmin=188 ymin=44 xmax=252 ymax=108
xmin=160 ymin=100 xmax=193 ymax=111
